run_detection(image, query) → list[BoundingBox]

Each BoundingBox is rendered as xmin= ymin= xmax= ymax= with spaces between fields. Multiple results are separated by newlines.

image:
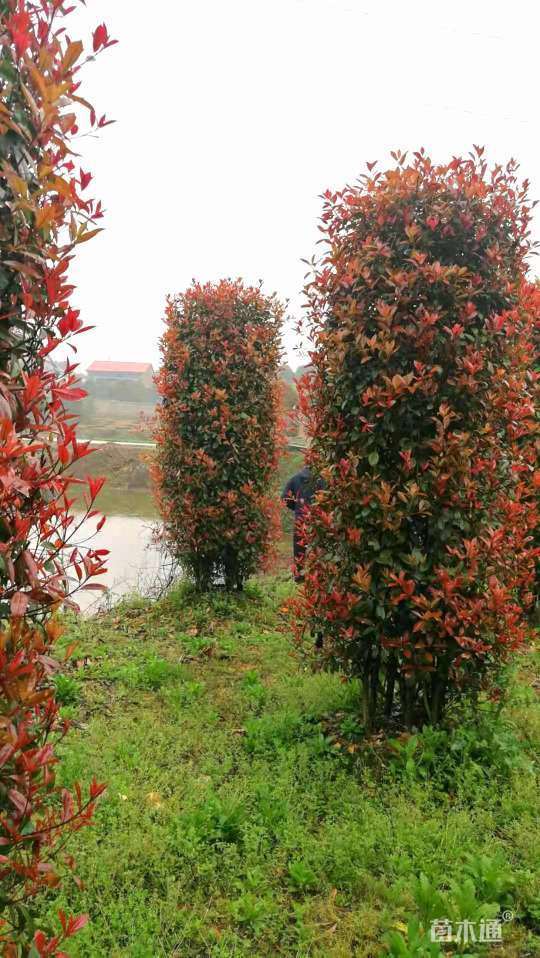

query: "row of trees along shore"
xmin=2 ymin=0 xmax=540 ymax=950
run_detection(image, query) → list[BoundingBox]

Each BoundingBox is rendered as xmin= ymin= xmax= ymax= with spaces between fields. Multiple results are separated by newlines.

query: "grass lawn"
xmin=43 ymin=577 xmax=540 ymax=957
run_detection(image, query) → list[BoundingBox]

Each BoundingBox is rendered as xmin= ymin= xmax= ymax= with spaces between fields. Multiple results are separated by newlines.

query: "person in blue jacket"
xmin=281 ymin=465 xmax=323 ymax=583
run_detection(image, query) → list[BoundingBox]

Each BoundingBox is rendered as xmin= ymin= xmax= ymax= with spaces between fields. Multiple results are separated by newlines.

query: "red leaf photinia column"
xmin=296 ymin=149 xmax=540 ymax=730
xmin=154 ymin=279 xmax=285 ymax=591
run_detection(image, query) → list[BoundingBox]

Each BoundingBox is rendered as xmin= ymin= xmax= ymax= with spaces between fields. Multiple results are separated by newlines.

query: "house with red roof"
xmin=87 ymin=361 xmax=154 ymax=390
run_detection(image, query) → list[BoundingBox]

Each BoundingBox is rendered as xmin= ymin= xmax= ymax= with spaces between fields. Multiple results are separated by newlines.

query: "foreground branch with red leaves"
xmin=0 ymin=2 xmax=114 ymax=953
xmin=154 ymin=280 xmax=284 ymax=592
xmin=296 ymin=149 xmax=540 ymax=731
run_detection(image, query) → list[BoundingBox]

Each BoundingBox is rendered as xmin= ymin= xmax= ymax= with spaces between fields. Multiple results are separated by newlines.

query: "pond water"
xmin=74 ymin=502 xmax=293 ymax=614
xmin=76 ymin=514 xmax=167 ymax=615
xmin=67 ymin=443 xmax=300 ymax=613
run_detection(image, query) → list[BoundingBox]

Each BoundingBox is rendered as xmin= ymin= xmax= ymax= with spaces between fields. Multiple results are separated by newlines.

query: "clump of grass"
xmin=109 ymin=655 xmax=186 ymax=690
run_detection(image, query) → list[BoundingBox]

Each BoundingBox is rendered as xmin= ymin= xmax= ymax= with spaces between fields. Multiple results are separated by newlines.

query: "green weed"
xmin=53 ymin=672 xmax=81 ymax=706
xmin=388 ymin=703 xmax=534 ymax=796
xmin=108 ymin=655 xmax=186 ymax=690
xmin=240 ymin=670 xmax=267 ymax=709
xmin=229 ymin=892 xmax=275 ymax=934
xmin=287 ymin=860 xmax=319 ymax=891
xmin=174 ymin=794 xmax=247 ymax=846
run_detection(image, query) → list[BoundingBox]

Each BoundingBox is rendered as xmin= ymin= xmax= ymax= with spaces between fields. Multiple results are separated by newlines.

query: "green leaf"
xmin=0 ymin=267 xmax=11 ymax=292
xmin=0 ymin=57 xmax=17 ymax=83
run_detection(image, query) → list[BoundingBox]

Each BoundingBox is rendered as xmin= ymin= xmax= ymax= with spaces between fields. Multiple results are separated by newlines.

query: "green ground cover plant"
xmin=37 ymin=576 xmax=540 ymax=956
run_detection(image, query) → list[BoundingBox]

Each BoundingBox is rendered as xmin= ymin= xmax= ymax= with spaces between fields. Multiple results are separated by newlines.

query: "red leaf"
xmin=33 ymin=930 xmax=48 ymax=955
xmin=67 ymin=913 xmax=89 ymax=936
xmin=8 ymin=788 xmax=29 ymax=816
xmin=11 ymin=591 xmax=29 ymax=617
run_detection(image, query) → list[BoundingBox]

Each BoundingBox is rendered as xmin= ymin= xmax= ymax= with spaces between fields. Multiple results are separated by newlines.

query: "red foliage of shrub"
xmin=296 ymin=149 xmax=540 ymax=729
xmin=154 ymin=279 xmax=284 ymax=591
xmin=0 ymin=2 xmax=114 ymax=951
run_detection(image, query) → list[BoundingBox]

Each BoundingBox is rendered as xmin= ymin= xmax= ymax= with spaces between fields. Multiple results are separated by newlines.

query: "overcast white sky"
xmin=68 ymin=0 xmax=539 ymax=374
